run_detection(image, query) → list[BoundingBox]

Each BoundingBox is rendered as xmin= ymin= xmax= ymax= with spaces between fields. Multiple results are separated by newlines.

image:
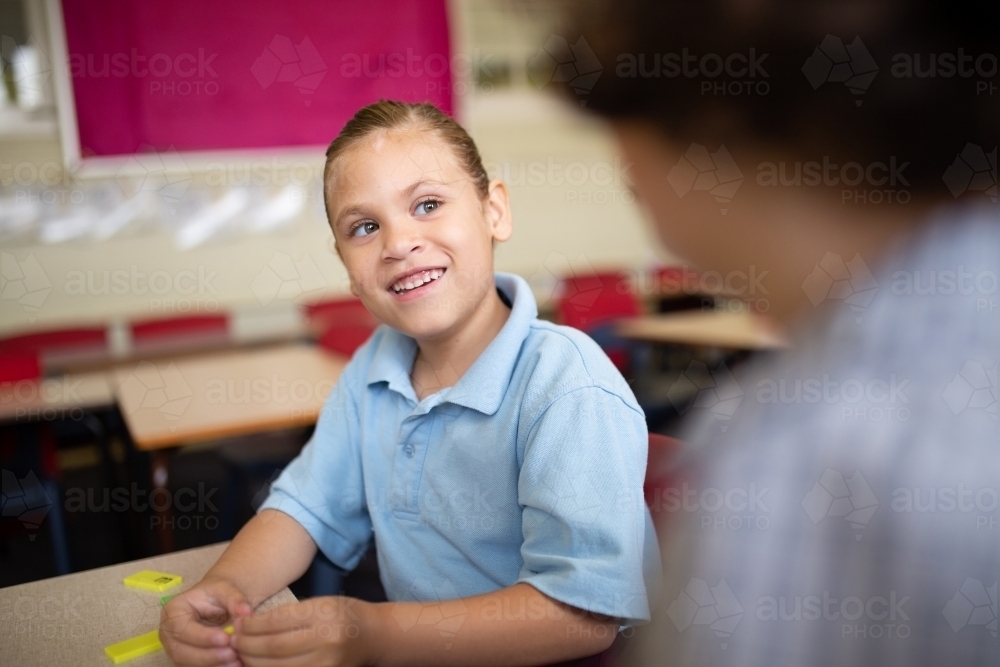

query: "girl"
xmin=160 ymin=101 xmax=659 ymax=667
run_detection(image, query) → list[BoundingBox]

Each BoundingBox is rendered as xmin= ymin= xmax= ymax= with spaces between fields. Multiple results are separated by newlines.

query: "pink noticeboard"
xmin=60 ymin=0 xmax=453 ymax=157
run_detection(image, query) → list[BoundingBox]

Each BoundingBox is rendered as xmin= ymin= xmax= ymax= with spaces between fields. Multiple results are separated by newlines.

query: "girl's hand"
xmin=160 ymin=575 xmax=253 ymax=667
xmin=231 ymin=596 xmax=379 ymax=667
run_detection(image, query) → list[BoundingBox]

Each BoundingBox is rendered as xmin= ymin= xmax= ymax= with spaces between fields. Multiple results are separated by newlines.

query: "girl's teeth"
xmin=394 ymin=269 xmax=443 ymax=293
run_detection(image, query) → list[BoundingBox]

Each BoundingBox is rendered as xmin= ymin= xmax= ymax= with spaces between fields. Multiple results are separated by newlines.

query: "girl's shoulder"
xmin=517 ymin=318 xmax=641 ymax=412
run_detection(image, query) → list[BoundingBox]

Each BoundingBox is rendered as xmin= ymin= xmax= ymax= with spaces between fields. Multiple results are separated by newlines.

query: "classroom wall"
xmin=0 ymin=0 xmax=675 ymax=337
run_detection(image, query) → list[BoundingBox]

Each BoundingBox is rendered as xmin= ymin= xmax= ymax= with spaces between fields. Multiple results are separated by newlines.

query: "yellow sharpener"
xmin=104 ymin=626 xmax=233 ymax=664
xmin=123 ymin=570 xmax=183 ymax=593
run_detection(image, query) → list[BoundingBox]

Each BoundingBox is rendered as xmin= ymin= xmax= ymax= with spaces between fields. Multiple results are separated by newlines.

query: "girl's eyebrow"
xmin=334 ymin=204 xmax=366 ymax=228
xmin=402 ymin=178 xmax=449 ymax=197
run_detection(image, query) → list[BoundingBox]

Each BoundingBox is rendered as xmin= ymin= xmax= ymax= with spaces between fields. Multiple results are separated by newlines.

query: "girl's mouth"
xmin=388 ymin=268 xmax=446 ymax=300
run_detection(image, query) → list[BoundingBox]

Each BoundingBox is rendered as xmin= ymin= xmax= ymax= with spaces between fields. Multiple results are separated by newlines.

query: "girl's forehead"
xmin=332 ymin=128 xmax=464 ymax=187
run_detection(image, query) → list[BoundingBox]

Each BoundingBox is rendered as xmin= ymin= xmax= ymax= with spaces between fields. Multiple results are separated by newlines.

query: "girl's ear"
xmin=483 ymin=179 xmax=513 ymax=243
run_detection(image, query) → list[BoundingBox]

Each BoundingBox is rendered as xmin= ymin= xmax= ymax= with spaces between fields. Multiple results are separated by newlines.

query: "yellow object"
xmin=104 ymin=630 xmax=162 ymax=664
xmin=104 ymin=626 xmax=233 ymax=664
xmin=123 ymin=570 xmax=183 ymax=592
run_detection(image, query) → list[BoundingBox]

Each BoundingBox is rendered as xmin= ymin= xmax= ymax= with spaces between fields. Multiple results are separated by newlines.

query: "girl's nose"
xmin=381 ymin=218 xmax=423 ymax=260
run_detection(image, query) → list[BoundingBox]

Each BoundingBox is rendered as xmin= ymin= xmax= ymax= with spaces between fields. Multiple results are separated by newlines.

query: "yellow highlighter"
xmin=104 ymin=626 xmax=233 ymax=664
xmin=123 ymin=570 xmax=183 ymax=593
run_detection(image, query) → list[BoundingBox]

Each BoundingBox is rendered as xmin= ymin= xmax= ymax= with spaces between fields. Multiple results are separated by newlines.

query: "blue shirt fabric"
xmin=259 ymin=272 xmax=660 ymax=625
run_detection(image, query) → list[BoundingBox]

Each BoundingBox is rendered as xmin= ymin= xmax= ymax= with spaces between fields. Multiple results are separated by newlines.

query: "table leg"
xmin=150 ymin=450 xmax=175 ymax=553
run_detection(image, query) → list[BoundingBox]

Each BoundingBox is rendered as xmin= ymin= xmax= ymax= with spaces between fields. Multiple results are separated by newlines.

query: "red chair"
xmin=557 ymin=272 xmax=640 ymax=330
xmin=0 ymin=327 xmax=107 ymax=382
xmin=644 ymin=432 xmax=687 ymax=533
xmin=127 ymin=313 xmax=230 ymax=357
xmin=651 ymin=266 xmax=700 ymax=298
xmin=0 ymin=327 xmax=107 ymax=352
xmin=0 ymin=351 xmax=41 ymax=384
xmin=303 ymin=297 xmax=379 ymax=357
xmin=130 ymin=314 xmax=229 ymax=343
xmin=556 ymin=272 xmax=640 ymax=372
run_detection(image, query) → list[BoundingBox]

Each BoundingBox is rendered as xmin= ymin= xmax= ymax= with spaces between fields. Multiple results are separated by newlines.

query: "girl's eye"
xmin=415 ymin=199 xmax=441 ymax=216
xmin=351 ymin=221 xmax=379 ymax=237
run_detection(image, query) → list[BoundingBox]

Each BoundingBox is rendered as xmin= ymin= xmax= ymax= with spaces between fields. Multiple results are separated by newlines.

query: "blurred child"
xmin=570 ymin=1 xmax=999 ymax=666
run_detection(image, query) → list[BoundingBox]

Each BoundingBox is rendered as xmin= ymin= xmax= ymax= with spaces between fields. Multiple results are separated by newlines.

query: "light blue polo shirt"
xmin=259 ymin=272 xmax=660 ymax=625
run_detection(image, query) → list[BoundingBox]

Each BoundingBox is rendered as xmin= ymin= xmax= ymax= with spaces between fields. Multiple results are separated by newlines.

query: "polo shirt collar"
xmin=365 ymin=272 xmax=537 ymax=414
xmin=365 ymin=324 xmax=419 ymax=401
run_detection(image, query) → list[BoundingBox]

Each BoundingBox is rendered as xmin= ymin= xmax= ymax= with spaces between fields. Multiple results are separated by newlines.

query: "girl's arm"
xmin=365 ymin=583 xmax=619 ymax=666
xmin=203 ymin=509 xmax=318 ymax=606
xmin=231 ymin=582 xmax=618 ymax=667
xmin=159 ymin=510 xmax=317 ymax=667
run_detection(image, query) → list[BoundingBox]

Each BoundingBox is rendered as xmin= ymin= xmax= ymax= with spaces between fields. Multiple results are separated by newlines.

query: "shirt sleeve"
xmin=257 ymin=361 xmax=373 ymax=572
xmin=517 ymin=385 xmax=660 ymax=626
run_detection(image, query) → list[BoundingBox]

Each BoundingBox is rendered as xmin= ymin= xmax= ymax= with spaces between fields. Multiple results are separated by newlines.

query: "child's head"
xmin=323 ymin=100 xmax=512 ymax=342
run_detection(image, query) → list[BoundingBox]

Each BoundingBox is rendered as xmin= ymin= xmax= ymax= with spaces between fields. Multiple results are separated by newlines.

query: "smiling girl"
xmin=160 ymin=101 xmax=659 ymax=667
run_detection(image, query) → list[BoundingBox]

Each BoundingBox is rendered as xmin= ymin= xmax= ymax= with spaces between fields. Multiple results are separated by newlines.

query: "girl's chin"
xmin=401 ymin=323 xmax=455 ymax=343
xmin=386 ymin=312 xmax=456 ymax=341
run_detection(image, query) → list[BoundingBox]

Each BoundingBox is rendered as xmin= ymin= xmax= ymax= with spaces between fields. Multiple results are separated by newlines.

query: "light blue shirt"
xmin=260 ymin=272 xmax=660 ymax=625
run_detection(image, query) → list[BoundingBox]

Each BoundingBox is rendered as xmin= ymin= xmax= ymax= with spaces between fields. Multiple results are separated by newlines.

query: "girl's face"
xmin=328 ymin=126 xmax=512 ymax=342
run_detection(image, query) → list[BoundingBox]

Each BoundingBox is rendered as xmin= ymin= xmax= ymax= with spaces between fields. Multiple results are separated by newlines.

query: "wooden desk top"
xmin=615 ymin=310 xmax=789 ymax=350
xmin=114 ymin=343 xmax=347 ymax=450
xmin=0 ymin=542 xmax=295 ymax=667
xmin=0 ymin=370 xmax=115 ymax=423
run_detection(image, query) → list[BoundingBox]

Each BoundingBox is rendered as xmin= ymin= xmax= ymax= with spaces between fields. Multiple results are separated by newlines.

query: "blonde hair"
xmin=322 ymin=100 xmax=490 ymax=220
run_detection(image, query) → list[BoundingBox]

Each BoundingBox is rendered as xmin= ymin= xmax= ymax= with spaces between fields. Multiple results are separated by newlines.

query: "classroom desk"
xmin=0 ymin=370 xmax=116 ymax=423
xmin=615 ymin=310 xmax=789 ymax=350
xmin=113 ymin=343 xmax=347 ymax=451
xmin=0 ymin=541 xmax=296 ymax=667
xmin=112 ymin=342 xmax=346 ymax=552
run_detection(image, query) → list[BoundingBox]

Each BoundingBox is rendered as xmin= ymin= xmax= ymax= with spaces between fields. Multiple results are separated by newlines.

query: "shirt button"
xmin=403 ymin=444 xmax=415 ymax=457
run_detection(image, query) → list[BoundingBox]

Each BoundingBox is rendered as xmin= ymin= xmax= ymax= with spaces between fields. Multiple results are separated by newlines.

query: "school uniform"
xmin=260 ymin=272 xmax=660 ymax=625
